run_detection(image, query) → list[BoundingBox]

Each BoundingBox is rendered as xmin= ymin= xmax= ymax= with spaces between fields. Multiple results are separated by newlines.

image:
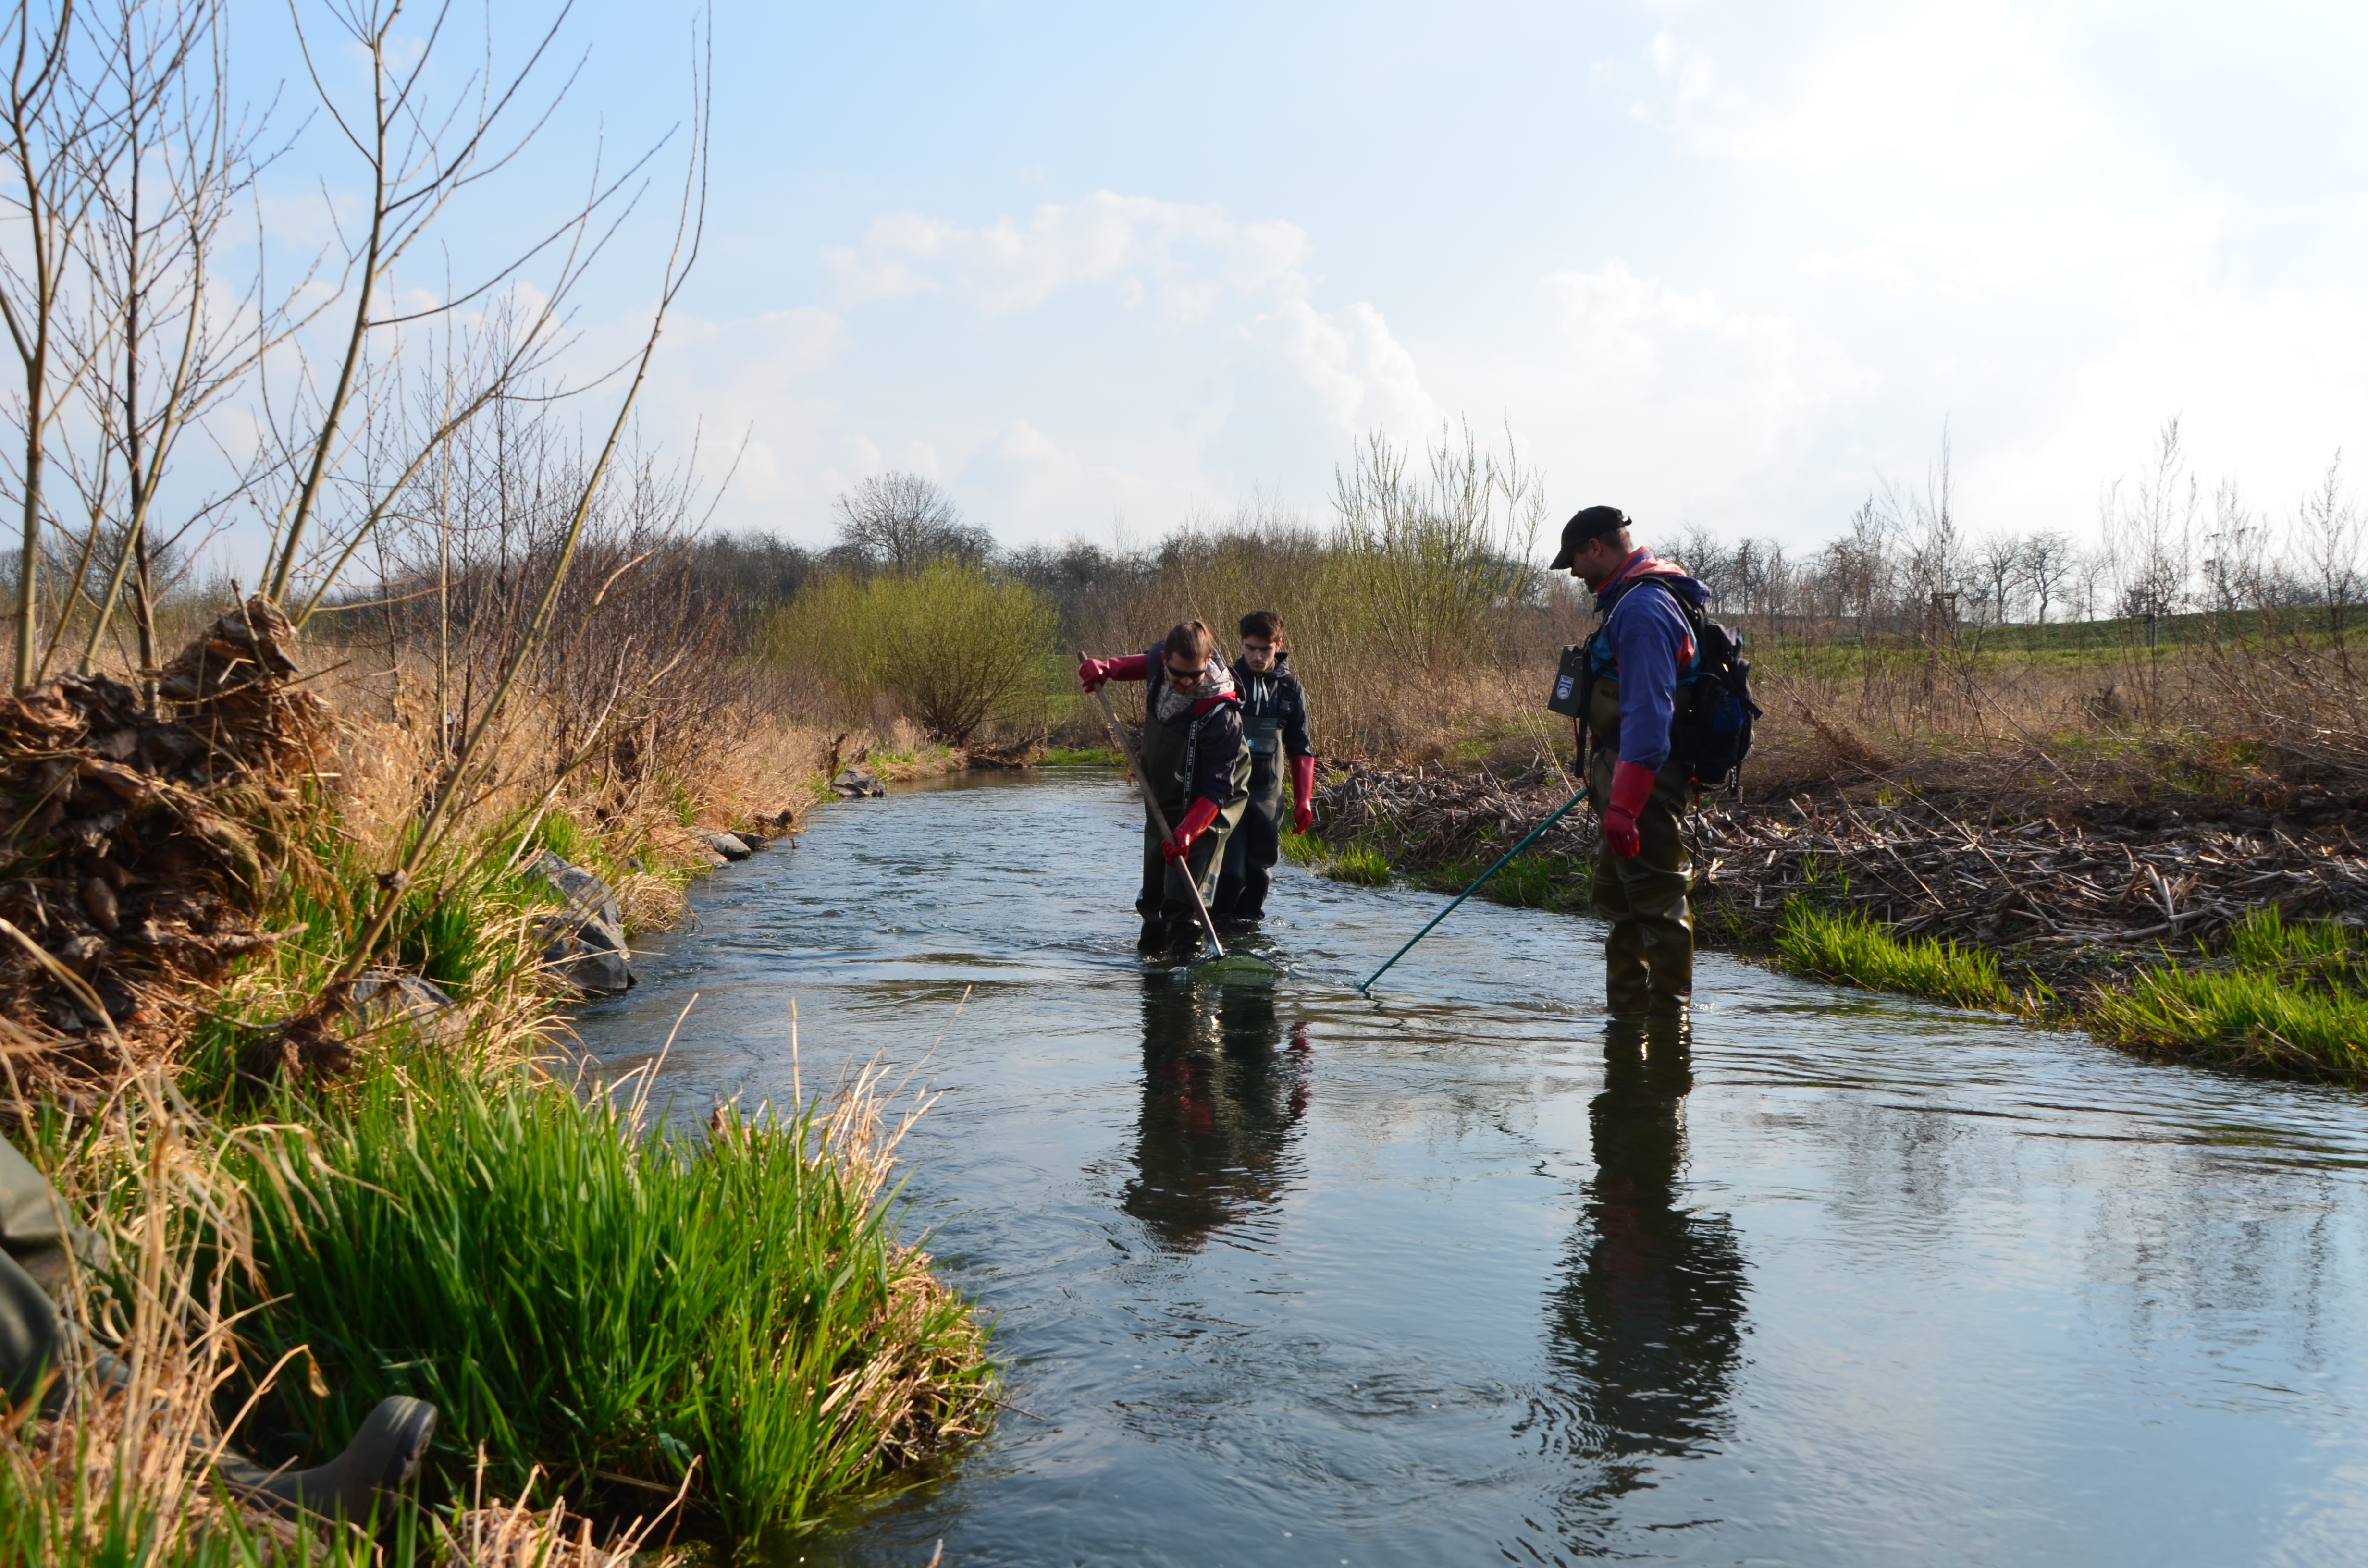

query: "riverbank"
xmin=0 ymin=616 xmax=992 ymax=1561
xmin=1302 ymin=759 xmax=2368 ymax=1081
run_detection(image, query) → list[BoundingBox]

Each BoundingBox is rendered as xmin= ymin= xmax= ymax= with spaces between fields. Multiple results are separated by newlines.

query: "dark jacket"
xmin=1145 ymin=647 xmax=1247 ymax=809
xmin=1229 ymin=651 xmax=1313 ymax=767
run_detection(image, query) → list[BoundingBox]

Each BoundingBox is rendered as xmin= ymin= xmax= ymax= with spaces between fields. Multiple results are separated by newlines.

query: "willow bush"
xmin=769 ymin=562 xmax=1058 ymax=744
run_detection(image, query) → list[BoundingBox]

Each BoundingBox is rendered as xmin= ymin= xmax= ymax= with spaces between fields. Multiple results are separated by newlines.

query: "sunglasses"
xmin=1164 ymin=661 xmax=1206 ymax=682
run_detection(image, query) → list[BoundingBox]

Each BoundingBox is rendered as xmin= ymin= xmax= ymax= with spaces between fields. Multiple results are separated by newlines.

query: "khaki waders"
xmin=1135 ymin=710 xmax=1252 ymax=932
xmin=1587 ymin=676 xmax=1695 ymax=1017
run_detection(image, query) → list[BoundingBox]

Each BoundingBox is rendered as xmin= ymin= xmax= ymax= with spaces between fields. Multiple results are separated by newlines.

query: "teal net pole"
xmin=1356 ymin=784 xmax=1592 ymax=993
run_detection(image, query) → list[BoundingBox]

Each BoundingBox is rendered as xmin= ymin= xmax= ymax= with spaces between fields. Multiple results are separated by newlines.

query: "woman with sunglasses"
xmin=1078 ymin=620 xmax=1252 ymax=953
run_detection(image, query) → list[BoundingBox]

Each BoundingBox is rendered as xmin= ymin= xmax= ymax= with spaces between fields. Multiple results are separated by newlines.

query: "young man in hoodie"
xmin=1552 ymin=505 xmax=1712 ymax=1019
xmin=1078 ymin=620 xmax=1253 ymax=952
xmin=1211 ymin=611 xmax=1316 ymax=926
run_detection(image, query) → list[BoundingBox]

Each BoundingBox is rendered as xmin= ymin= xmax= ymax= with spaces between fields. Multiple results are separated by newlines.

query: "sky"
xmin=229 ymin=0 xmax=2368 ymax=559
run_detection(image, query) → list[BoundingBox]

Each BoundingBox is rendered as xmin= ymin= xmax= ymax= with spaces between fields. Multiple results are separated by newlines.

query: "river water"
xmin=573 ymin=772 xmax=2368 ymax=1567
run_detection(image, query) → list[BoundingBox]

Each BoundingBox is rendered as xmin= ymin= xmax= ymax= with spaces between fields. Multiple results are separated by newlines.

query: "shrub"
xmin=769 ymin=563 xmax=1058 ymax=744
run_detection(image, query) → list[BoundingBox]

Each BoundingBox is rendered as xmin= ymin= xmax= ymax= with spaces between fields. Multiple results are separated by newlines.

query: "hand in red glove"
xmin=1602 ymin=759 xmax=1656 ymax=859
xmin=1290 ymin=754 xmax=1317 ymax=833
xmin=1163 ymin=796 xmax=1221 ymax=862
xmin=1076 ymin=653 xmax=1147 ymax=691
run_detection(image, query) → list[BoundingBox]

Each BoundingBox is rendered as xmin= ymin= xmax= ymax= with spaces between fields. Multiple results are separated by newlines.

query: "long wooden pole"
xmin=1084 ymin=659 xmax=1225 ymax=960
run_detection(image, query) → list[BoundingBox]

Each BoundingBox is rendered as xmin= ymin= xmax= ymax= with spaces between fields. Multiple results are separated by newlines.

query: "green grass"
xmin=2225 ymin=904 xmax=2356 ymax=976
xmin=1320 ymin=841 xmax=1391 ymax=885
xmin=2086 ymin=966 xmax=2368 ymax=1075
xmin=2081 ymin=907 xmax=2368 ymax=1074
xmin=1418 ymin=850 xmax=1590 ymax=910
xmin=0 ymin=1453 xmax=405 ymax=1567
xmin=1775 ymin=901 xmax=2016 ymax=1011
xmin=1278 ymin=826 xmax=1390 ymax=883
xmin=1039 ymin=746 xmax=1123 ymax=767
xmin=225 ymin=1057 xmax=992 ymax=1538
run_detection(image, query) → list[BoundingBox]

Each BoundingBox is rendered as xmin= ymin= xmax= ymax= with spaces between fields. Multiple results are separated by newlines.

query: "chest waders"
xmin=1215 ymin=681 xmax=1287 ymax=921
xmin=1585 ymin=666 xmax=1695 ymax=1017
xmin=1136 ymin=705 xmax=1252 ymax=932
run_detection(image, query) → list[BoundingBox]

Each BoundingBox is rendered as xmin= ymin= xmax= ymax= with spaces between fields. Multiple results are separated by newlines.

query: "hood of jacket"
xmin=1593 ymin=549 xmax=1711 ymax=616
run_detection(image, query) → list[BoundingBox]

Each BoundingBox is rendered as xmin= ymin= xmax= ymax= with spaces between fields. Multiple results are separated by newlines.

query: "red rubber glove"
xmin=1077 ymin=653 xmax=1147 ymax=691
xmin=1163 ymin=796 xmax=1221 ymax=862
xmin=1290 ymin=754 xmax=1317 ymax=833
xmin=1602 ymin=759 xmax=1656 ymax=859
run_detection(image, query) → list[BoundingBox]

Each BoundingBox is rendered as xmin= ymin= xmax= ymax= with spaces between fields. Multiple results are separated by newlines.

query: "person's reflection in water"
xmin=1121 ymin=976 xmax=1309 ymax=1251
xmin=1529 ymin=1017 xmax=1748 ymax=1551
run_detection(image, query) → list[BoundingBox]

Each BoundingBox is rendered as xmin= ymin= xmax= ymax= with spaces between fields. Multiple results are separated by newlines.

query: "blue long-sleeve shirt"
xmin=1589 ymin=553 xmax=1709 ymax=772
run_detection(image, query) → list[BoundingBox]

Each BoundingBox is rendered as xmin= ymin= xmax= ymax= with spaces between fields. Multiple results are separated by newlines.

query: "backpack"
xmin=1547 ymin=580 xmax=1762 ymax=793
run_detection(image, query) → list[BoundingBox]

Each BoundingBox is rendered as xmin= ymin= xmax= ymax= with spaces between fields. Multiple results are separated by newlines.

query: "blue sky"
xmin=235 ymin=0 xmax=2368 ymax=556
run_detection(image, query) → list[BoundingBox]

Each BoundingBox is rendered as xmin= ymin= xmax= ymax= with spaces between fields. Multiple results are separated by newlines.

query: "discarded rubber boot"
xmin=217 ymin=1396 xmax=437 ymax=1520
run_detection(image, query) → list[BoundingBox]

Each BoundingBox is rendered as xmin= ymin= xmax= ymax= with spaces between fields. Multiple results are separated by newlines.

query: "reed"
xmin=226 ymin=1053 xmax=992 ymax=1538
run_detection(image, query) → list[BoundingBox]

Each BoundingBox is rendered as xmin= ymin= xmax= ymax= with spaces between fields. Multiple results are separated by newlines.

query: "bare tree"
xmin=2297 ymin=452 xmax=2361 ymax=655
xmin=2022 ymin=530 xmax=2075 ymax=625
xmin=0 ymin=1 xmax=107 ymax=689
xmin=1974 ymin=530 xmax=2023 ymax=626
xmin=2101 ymin=418 xmax=2196 ymax=624
xmin=832 ymin=471 xmax=988 ymax=573
xmin=60 ymin=0 xmax=297 ymax=699
xmin=2198 ymin=478 xmax=2269 ymax=619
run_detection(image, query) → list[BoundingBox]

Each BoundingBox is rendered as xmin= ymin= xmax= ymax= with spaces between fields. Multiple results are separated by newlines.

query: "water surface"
xmin=575 ymin=772 xmax=2368 ymax=1567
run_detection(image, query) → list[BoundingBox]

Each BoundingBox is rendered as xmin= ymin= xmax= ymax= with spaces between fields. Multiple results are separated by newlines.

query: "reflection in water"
xmin=1122 ymin=976 xmax=1309 ymax=1250
xmin=1536 ymin=1019 xmax=1749 ymax=1547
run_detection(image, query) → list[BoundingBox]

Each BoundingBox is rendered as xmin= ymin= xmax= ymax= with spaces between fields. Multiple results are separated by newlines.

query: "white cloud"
xmin=822 ymin=191 xmax=1310 ymax=320
xmin=957 ymin=420 xmax=1159 ymax=524
xmin=1253 ymin=297 xmax=1441 ymax=440
xmin=1538 ymin=263 xmax=1873 ymax=485
xmin=1644 ymin=5 xmax=2119 ymax=185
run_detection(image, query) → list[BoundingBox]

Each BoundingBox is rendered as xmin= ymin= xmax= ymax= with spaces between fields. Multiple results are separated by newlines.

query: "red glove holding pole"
xmin=1163 ymin=796 xmax=1221 ymax=862
xmin=1078 ymin=653 xmax=1147 ymax=691
xmin=1290 ymin=754 xmax=1317 ymax=833
xmin=1602 ymin=759 xmax=1656 ymax=859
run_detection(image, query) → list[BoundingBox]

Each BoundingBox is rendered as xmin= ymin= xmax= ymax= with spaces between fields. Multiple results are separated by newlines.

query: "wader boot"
xmin=3 ymin=1133 xmax=435 ymax=1520
xmin=0 ymin=1131 xmax=84 ymax=1412
xmin=215 ymin=1396 xmax=439 ymax=1520
xmin=1588 ymin=685 xmax=1695 ymax=1018
xmin=1212 ymin=752 xmax=1283 ymax=923
xmin=1135 ymin=710 xmax=1252 ymax=942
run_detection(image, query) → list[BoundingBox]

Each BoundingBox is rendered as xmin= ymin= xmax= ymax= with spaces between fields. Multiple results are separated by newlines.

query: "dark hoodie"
xmin=1229 ymin=650 xmax=1313 ymax=767
xmin=1586 ymin=550 xmax=1710 ymax=772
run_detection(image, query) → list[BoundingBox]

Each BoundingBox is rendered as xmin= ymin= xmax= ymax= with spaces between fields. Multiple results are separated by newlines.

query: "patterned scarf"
xmin=1155 ymin=652 xmax=1237 ymax=725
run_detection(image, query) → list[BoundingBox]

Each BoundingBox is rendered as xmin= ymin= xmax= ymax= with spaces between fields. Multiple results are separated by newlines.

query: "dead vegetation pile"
xmin=1308 ymin=759 xmax=2368 ymax=963
xmin=0 ymin=599 xmax=326 ymax=1078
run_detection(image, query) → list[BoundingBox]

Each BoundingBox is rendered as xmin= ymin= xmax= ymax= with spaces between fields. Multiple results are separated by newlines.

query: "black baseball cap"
xmin=1547 ymin=505 xmax=1632 ymax=570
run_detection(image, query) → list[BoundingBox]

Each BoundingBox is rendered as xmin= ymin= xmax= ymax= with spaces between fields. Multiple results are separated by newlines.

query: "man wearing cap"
xmin=1551 ymin=505 xmax=1712 ymax=1019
